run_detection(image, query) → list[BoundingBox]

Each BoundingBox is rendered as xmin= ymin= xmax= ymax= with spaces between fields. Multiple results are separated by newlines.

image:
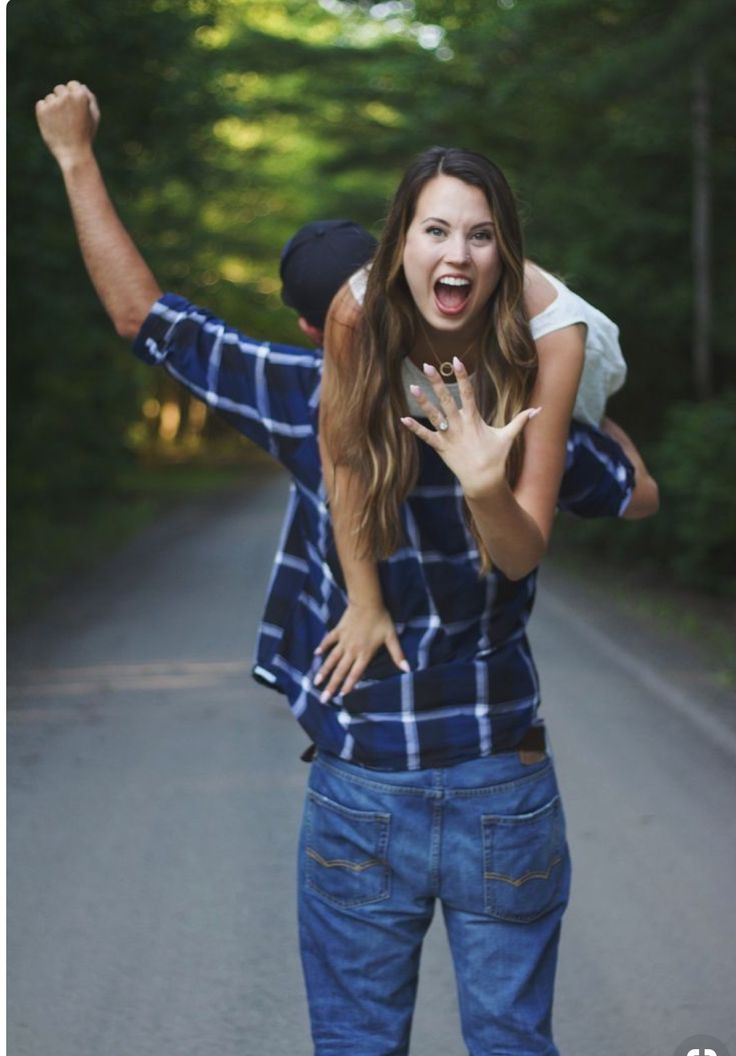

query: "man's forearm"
xmin=36 ymin=82 xmax=161 ymax=338
xmin=58 ymin=150 xmax=161 ymax=338
xmin=601 ymin=417 xmax=660 ymax=519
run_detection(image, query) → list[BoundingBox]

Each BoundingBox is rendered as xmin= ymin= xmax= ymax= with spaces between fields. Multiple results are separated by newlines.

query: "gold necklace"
xmin=416 ymin=318 xmax=478 ymax=377
xmin=429 ymin=337 xmax=477 ymax=377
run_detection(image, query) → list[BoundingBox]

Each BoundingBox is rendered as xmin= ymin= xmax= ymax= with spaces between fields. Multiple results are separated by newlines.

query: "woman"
xmin=302 ymin=147 xmax=604 ymax=1055
xmin=314 ymin=148 xmax=643 ymax=703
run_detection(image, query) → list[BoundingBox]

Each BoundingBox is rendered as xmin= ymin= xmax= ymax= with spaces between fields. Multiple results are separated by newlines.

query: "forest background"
xmin=7 ymin=0 xmax=736 ymax=625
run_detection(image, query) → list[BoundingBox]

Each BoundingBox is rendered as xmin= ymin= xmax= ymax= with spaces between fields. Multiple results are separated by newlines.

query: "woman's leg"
xmin=297 ymin=753 xmax=437 ymax=1056
xmin=439 ymin=752 xmax=572 ymax=1056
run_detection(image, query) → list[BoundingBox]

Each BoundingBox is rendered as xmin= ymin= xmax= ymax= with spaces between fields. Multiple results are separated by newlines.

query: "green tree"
xmin=8 ymin=0 xmax=736 ymax=601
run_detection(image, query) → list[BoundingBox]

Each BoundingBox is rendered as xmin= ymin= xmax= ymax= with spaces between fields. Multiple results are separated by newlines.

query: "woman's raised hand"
xmin=400 ymin=358 xmax=540 ymax=501
xmin=313 ymin=603 xmax=410 ymax=703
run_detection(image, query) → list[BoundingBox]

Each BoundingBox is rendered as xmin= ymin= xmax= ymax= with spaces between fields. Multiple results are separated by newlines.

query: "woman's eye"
xmin=472 ymin=230 xmax=493 ymax=242
xmin=425 ymin=226 xmax=445 ymax=237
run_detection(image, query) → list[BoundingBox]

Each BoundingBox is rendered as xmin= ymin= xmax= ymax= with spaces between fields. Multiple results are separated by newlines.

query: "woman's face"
xmin=402 ymin=173 xmax=502 ymax=346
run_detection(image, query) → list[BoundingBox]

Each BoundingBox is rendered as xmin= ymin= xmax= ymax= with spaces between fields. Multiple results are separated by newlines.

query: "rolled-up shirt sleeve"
xmin=133 ymin=294 xmax=323 ymax=479
xmin=558 ymin=420 xmax=635 ymax=518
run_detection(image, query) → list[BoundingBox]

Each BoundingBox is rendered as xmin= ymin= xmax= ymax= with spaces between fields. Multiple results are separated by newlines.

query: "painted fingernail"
xmin=423 ymin=363 xmax=437 ymax=376
xmin=400 ymin=660 xmax=411 ymax=672
xmin=400 ymin=417 xmax=412 ymax=426
xmin=528 ymin=407 xmax=542 ymax=419
xmin=409 ymin=384 xmax=422 ymax=396
xmin=452 ymin=356 xmax=464 ymax=371
xmin=313 ymin=672 xmax=323 ymax=685
xmin=320 ymin=690 xmax=330 ymax=703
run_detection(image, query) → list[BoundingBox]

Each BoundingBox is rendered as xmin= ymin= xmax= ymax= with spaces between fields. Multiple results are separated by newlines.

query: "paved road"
xmin=8 ymin=473 xmax=736 ymax=1056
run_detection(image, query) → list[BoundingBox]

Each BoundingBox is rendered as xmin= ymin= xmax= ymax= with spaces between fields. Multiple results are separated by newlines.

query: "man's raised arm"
xmin=35 ymin=80 xmax=161 ymax=338
xmin=34 ymin=81 xmax=325 ymax=481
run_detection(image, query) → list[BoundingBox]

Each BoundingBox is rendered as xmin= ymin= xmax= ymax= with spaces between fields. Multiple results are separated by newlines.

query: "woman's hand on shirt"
xmin=313 ymin=603 xmax=410 ymax=703
xmin=400 ymin=359 xmax=540 ymax=502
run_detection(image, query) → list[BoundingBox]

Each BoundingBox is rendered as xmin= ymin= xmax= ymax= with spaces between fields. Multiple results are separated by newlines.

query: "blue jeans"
xmin=298 ymin=747 xmax=571 ymax=1055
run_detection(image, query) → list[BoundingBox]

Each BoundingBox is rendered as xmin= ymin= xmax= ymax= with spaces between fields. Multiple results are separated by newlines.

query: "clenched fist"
xmin=35 ymin=80 xmax=100 ymax=168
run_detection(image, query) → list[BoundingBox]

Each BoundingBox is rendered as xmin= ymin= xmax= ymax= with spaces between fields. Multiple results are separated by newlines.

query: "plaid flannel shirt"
xmin=134 ymin=294 xmax=634 ymax=771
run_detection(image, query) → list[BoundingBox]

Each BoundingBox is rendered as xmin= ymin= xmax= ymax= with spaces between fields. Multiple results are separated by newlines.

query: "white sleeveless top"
xmin=348 ymin=265 xmax=627 ymax=425
xmin=527 ymin=267 xmax=626 ymax=425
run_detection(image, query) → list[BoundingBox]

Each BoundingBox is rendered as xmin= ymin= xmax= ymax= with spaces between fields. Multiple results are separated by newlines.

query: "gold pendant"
xmin=439 ymin=361 xmax=455 ymax=378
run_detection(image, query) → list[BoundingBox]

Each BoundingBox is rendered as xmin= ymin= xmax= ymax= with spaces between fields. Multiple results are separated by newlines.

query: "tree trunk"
xmin=691 ymin=54 xmax=713 ymax=400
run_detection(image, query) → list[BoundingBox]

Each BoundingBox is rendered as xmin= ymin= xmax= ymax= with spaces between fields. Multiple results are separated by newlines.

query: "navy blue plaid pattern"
xmin=134 ymin=294 xmax=634 ymax=771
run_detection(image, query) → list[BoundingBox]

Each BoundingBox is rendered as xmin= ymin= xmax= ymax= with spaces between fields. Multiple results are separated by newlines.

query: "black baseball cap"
xmin=280 ymin=219 xmax=378 ymax=329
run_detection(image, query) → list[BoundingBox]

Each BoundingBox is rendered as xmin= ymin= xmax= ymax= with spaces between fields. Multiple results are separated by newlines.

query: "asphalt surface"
xmin=7 ymin=472 xmax=736 ymax=1056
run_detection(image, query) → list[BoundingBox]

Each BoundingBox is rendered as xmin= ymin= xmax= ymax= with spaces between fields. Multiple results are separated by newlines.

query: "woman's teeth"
xmin=435 ymin=277 xmax=471 ymax=311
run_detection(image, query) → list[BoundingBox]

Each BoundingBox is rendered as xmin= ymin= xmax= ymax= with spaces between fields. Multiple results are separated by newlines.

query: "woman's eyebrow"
xmin=420 ymin=216 xmax=495 ymax=229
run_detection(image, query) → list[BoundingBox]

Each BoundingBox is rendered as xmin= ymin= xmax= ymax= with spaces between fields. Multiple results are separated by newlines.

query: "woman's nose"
xmin=443 ymin=235 xmax=470 ymax=265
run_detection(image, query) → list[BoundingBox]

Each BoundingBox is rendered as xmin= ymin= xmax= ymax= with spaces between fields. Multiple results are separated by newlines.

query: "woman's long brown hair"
xmin=321 ymin=146 xmax=538 ymax=573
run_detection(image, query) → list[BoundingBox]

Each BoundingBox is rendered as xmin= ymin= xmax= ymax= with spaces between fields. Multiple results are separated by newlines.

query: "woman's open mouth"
xmin=434 ymin=275 xmax=472 ymax=316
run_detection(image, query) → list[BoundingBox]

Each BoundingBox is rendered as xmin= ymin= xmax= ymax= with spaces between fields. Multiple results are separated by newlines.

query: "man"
xmin=35 ymin=77 xmax=657 ymax=692
xmin=36 ymin=79 xmax=659 ymax=1052
xmin=35 ymin=78 xmax=658 ymax=694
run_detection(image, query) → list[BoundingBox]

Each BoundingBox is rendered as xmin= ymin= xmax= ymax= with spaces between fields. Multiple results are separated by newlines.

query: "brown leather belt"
xmin=515 ymin=723 xmax=546 ymax=753
xmin=515 ymin=723 xmax=547 ymax=765
xmin=300 ymin=723 xmax=546 ymax=765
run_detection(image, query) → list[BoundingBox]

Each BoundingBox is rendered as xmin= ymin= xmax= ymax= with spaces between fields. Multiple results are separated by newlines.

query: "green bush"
xmin=555 ymin=391 xmax=736 ymax=596
xmin=651 ymin=390 xmax=736 ymax=591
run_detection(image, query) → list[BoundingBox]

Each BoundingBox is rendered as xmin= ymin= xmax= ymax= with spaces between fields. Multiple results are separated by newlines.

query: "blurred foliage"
xmin=653 ymin=392 xmax=736 ymax=589
xmin=7 ymin=461 xmax=264 ymax=622
xmin=7 ymin=0 xmax=736 ymax=603
xmin=556 ymin=391 xmax=736 ymax=595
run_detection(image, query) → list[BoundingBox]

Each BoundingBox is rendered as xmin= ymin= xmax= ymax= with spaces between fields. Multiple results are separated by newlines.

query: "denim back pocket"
xmin=481 ymin=794 xmax=567 ymax=923
xmin=305 ymin=789 xmax=391 ymax=908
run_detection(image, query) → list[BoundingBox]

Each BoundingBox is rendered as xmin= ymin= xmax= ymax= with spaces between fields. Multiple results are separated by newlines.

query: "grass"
xmin=7 ymin=454 xmax=275 ymax=626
